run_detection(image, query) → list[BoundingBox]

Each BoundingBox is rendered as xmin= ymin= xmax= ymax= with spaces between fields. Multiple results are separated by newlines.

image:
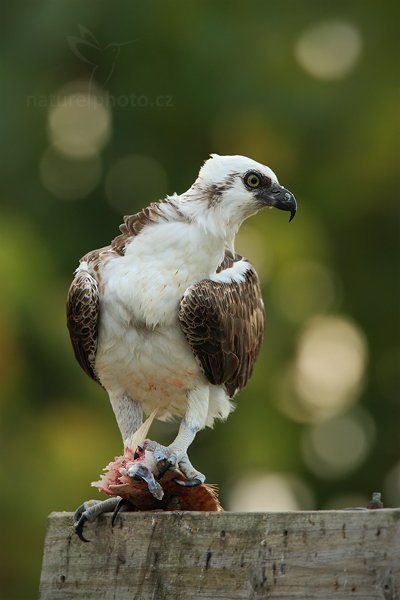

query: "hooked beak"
xmin=256 ymin=182 xmax=297 ymax=222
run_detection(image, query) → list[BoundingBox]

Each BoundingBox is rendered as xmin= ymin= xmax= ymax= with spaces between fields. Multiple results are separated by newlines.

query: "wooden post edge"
xmin=39 ymin=509 xmax=400 ymax=599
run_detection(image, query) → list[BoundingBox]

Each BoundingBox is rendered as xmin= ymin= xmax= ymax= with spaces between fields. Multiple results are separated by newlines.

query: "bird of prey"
xmin=67 ymin=154 xmax=296 ymax=529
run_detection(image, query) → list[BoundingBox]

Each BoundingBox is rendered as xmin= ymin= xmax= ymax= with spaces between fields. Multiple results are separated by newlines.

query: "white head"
xmin=179 ymin=154 xmax=296 ymax=240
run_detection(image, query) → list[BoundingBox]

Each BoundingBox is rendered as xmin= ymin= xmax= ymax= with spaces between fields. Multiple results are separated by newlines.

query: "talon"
xmin=74 ymin=514 xmax=90 ymax=542
xmin=133 ymin=442 xmax=145 ymax=460
xmin=174 ymin=477 xmax=203 ymax=488
xmin=73 ymin=503 xmax=91 ymax=542
xmin=129 ymin=464 xmax=164 ymax=500
xmin=73 ymin=497 xmax=120 ymax=541
xmin=112 ymin=498 xmax=130 ymax=527
xmin=155 ymin=457 xmax=170 ymax=477
xmin=175 ymin=454 xmax=205 ymax=486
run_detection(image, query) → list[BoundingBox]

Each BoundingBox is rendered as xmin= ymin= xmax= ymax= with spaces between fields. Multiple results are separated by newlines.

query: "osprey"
xmin=67 ymin=154 xmax=296 ymax=529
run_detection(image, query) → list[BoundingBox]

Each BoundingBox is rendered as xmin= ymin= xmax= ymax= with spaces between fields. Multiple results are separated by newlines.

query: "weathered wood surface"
xmin=40 ymin=509 xmax=400 ymax=600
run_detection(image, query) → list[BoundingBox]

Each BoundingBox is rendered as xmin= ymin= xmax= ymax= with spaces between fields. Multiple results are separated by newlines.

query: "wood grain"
xmin=39 ymin=509 xmax=400 ymax=599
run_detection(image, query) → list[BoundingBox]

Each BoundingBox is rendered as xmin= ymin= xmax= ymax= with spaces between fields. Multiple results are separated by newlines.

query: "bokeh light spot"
xmin=301 ymin=408 xmax=375 ymax=479
xmin=295 ymin=20 xmax=362 ymax=80
xmin=228 ymin=472 xmax=314 ymax=511
xmin=40 ymin=147 xmax=102 ymax=200
xmin=105 ymin=154 xmax=168 ymax=213
xmin=48 ymin=81 xmax=111 ymax=158
xmin=294 ymin=315 xmax=368 ymax=418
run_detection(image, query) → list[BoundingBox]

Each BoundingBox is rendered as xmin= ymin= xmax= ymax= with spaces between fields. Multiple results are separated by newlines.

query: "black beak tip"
xmin=258 ymin=185 xmax=297 ymax=222
xmin=283 ymin=191 xmax=297 ymax=222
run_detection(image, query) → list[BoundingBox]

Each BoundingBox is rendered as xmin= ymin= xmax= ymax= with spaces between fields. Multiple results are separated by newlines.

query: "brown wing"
xmin=66 ymin=269 xmax=100 ymax=383
xmin=178 ymin=252 xmax=265 ymax=397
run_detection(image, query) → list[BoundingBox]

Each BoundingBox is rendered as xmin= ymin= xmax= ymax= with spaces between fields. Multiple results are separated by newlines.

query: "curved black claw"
xmin=112 ymin=498 xmax=130 ymax=527
xmin=74 ymin=513 xmax=90 ymax=543
xmin=156 ymin=457 xmax=171 ymax=478
xmin=128 ymin=464 xmax=164 ymax=500
xmin=174 ymin=477 xmax=203 ymax=488
xmin=133 ymin=442 xmax=144 ymax=460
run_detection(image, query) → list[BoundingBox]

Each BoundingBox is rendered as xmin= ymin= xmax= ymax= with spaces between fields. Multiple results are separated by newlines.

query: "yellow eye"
xmin=244 ymin=171 xmax=261 ymax=188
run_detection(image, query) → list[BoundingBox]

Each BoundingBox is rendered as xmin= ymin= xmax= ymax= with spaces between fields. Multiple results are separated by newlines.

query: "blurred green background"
xmin=1 ymin=1 xmax=399 ymax=597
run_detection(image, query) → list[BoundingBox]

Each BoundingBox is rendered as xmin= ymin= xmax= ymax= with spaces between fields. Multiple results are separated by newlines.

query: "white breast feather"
xmin=94 ymin=219 xmax=233 ymax=422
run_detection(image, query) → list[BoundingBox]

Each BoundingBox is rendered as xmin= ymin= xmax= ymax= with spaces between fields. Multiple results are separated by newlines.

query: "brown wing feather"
xmin=178 ymin=252 xmax=265 ymax=397
xmin=66 ymin=269 xmax=100 ymax=383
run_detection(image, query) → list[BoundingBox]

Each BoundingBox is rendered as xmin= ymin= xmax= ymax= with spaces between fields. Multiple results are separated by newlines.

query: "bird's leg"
xmin=74 ymin=394 xmax=144 ymax=541
xmin=141 ymin=385 xmax=209 ymax=486
xmin=109 ymin=392 xmax=143 ymax=448
xmin=109 ymin=393 xmax=165 ymax=497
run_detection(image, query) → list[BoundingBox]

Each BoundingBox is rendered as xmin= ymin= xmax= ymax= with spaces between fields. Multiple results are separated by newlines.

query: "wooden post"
xmin=40 ymin=509 xmax=400 ymax=599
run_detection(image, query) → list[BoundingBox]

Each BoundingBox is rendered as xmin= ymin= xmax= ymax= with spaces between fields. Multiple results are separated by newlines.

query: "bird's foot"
xmin=140 ymin=439 xmax=206 ymax=488
xmin=73 ymin=497 xmax=123 ymax=542
xmin=126 ymin=459 xmax=164 ymax=501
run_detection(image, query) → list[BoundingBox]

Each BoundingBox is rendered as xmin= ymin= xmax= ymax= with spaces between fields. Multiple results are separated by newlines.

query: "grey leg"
xmin=141 ymin=385 xmax=209 ymax=487
xmin=74 ymin=394 xmax=143 ymax=541
xmin=168 ymin=384 xmax=209 ymax=466
xmin=109 ymin=392 xmax=143 ymax=447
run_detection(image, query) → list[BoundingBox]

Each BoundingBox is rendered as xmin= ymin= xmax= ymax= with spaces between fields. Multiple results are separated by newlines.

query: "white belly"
xmin=95 ymin=316 xmax=203 ymax=419
xmin=93 ymin=219 xmax=226 ymax=419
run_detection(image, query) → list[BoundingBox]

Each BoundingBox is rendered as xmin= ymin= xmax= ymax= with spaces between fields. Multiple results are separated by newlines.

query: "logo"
xmin=67 ymin=25 xmax=136 ymax=88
